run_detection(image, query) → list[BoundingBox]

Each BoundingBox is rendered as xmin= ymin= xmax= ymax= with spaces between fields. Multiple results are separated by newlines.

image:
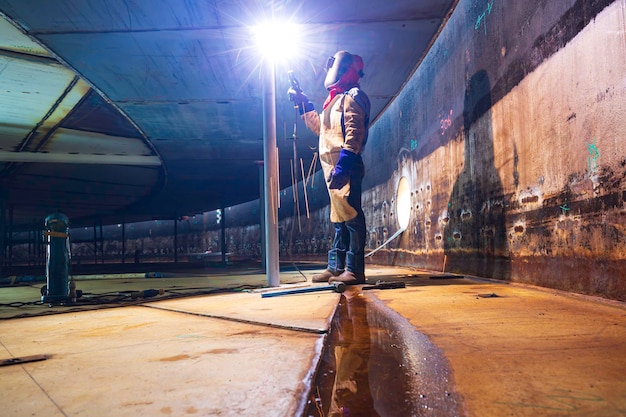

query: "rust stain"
xmin=159 ymin=354 xmax=191 ymax=362
xmin=203 ymin=348 xmax=239 ymax=355
xmin=122 ymin=401 xmax=154 ymax=407
xmin=229 ymin=329 xmax=263 ymax=336
xmin=123 ymin=322 xmax=153 ymax=331
xmin=521 ymin=195 xmax=539 ymax=204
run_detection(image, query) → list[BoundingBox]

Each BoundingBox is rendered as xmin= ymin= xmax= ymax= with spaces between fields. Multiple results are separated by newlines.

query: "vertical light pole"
xmin=253 ymin=20 xmax=302 ymax=287
xmin=262 ymin=57 xmax=280 ymax=287
xmin=257 ymin=161 xmax=266 ymax=270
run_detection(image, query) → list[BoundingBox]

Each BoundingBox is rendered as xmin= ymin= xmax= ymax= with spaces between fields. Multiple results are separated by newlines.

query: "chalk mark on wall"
xmin=440 ymin=109 xmax=453 ymax=135
xmin=475 ymin=0 xmax=495 ymax=35
xmin=587 ymin=138 xmax=600 ymax=174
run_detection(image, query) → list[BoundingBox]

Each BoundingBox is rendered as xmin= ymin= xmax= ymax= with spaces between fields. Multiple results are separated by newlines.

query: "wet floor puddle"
xmin=304 ymin=288 xmax=463 ymax=417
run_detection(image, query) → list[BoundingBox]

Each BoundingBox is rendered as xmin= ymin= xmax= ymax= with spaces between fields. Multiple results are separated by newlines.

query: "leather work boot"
xmin=329 ymin=270 xmax=366 ymax=285
xmin=312 ymin=269 xmax=343 ymax=283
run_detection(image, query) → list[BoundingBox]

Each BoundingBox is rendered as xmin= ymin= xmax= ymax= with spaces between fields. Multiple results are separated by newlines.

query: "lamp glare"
xmin=252 ymin=23 xmax=299 ymax=60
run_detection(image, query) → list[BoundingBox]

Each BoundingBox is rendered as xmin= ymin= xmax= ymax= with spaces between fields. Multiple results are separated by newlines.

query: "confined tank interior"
xmin=0 ymin=0 xmax=625 ymax=416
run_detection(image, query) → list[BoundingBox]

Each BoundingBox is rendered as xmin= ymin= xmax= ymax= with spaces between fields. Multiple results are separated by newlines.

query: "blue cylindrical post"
xmin=42 ymin=213 xmax=71 ymax=304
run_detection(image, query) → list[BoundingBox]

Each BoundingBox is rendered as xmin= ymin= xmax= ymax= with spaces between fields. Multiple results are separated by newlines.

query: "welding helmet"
xmin=324 ymin=51 xmax=364 ymax=90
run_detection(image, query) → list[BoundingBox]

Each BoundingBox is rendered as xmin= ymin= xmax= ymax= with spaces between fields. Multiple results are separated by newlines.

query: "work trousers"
xmin=328 ymin=157 xmax=365 ymax=274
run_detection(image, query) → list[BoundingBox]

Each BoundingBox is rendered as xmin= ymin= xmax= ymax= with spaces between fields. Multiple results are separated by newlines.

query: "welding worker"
xmin=289 ymin=51 xmax=371 ymax=285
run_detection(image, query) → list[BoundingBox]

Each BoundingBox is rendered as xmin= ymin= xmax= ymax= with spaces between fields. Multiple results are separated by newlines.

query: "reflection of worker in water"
xmin=327 ymin=291 xmax=379 ymax=417
xmin=289 ymin=51 xmax=371 ymax=285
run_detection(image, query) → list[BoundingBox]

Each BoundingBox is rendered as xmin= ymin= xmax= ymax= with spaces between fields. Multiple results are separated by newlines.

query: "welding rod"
xmin=261 ymin=282 xmax=346 ymax=298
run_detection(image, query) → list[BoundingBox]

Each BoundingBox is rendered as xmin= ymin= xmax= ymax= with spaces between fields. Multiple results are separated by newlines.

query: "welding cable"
xmin=160 ymin=284 xmax=260 ymax=297
xmin=291 ymin=120 xmax=303 ymax=231
xmin=0 ymin=301 xmax=44 ymax=308
xmin=2 ymin=281 xmax=323 ymax=320
xmin=290 ymin=158 xmax=302 ymax=232
xmin=300 ymin=158 xmax=310 ymax=218
xmin=290 ymin=159 xmax=298 ymax=203
xmin=283 ymin=107 xmax=312 ymax=283
xmin=365 ymin=226 xmax=407 ymax=258
xmin=305 ymin=152 xmax=318 ymax=188
xmin=1 ymin=284 xmax=261 ymax=313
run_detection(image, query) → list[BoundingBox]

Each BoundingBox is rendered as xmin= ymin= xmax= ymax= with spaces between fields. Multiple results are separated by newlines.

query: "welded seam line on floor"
xmin=140 ymin=304 xmax=328 ymax=334
xmin=0 ymin=339 xmax=69 ymax=417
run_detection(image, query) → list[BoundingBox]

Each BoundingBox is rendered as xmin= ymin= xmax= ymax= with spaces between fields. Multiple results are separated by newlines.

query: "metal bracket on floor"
xmin=0 ymin=354 xmax=50 ymax=367
xmin=362 ymin=280 xmax=406 ymax=290
xmin=261 ymin=282 xmax=346 ymax=298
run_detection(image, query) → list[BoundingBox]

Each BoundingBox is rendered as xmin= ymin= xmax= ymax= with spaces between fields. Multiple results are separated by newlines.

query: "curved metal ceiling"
xmin=0 ymin=0 xmax=457 ymax=229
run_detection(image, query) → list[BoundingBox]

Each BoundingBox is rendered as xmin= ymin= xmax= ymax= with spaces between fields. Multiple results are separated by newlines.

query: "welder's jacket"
xmin=303 ymin=88 xmax=370 ymax=223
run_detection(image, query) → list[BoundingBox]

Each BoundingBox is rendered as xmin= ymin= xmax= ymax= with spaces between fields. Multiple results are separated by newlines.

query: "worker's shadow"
xmin=443 ymin=70 xmax=510 ymax=279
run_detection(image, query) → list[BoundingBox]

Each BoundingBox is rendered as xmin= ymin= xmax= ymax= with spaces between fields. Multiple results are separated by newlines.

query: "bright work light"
xmin=251 ymin=22 xmax=301 ymax=62
xmin=250 ymin=19 xmax=304 ymax=287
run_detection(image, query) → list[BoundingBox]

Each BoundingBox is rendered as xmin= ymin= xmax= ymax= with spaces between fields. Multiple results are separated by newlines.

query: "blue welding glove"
xmin=288 ymin=88 xmax=315 ymax=115
xmin=328 ymin=149 xmax=357 ymax=189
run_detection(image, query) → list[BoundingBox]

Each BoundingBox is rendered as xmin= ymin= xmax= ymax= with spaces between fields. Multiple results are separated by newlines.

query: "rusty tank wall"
xmin=355 ymin=0 xmax=626 ymax=300
xmin=43 ymin=0 xmax=625 ymax=301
